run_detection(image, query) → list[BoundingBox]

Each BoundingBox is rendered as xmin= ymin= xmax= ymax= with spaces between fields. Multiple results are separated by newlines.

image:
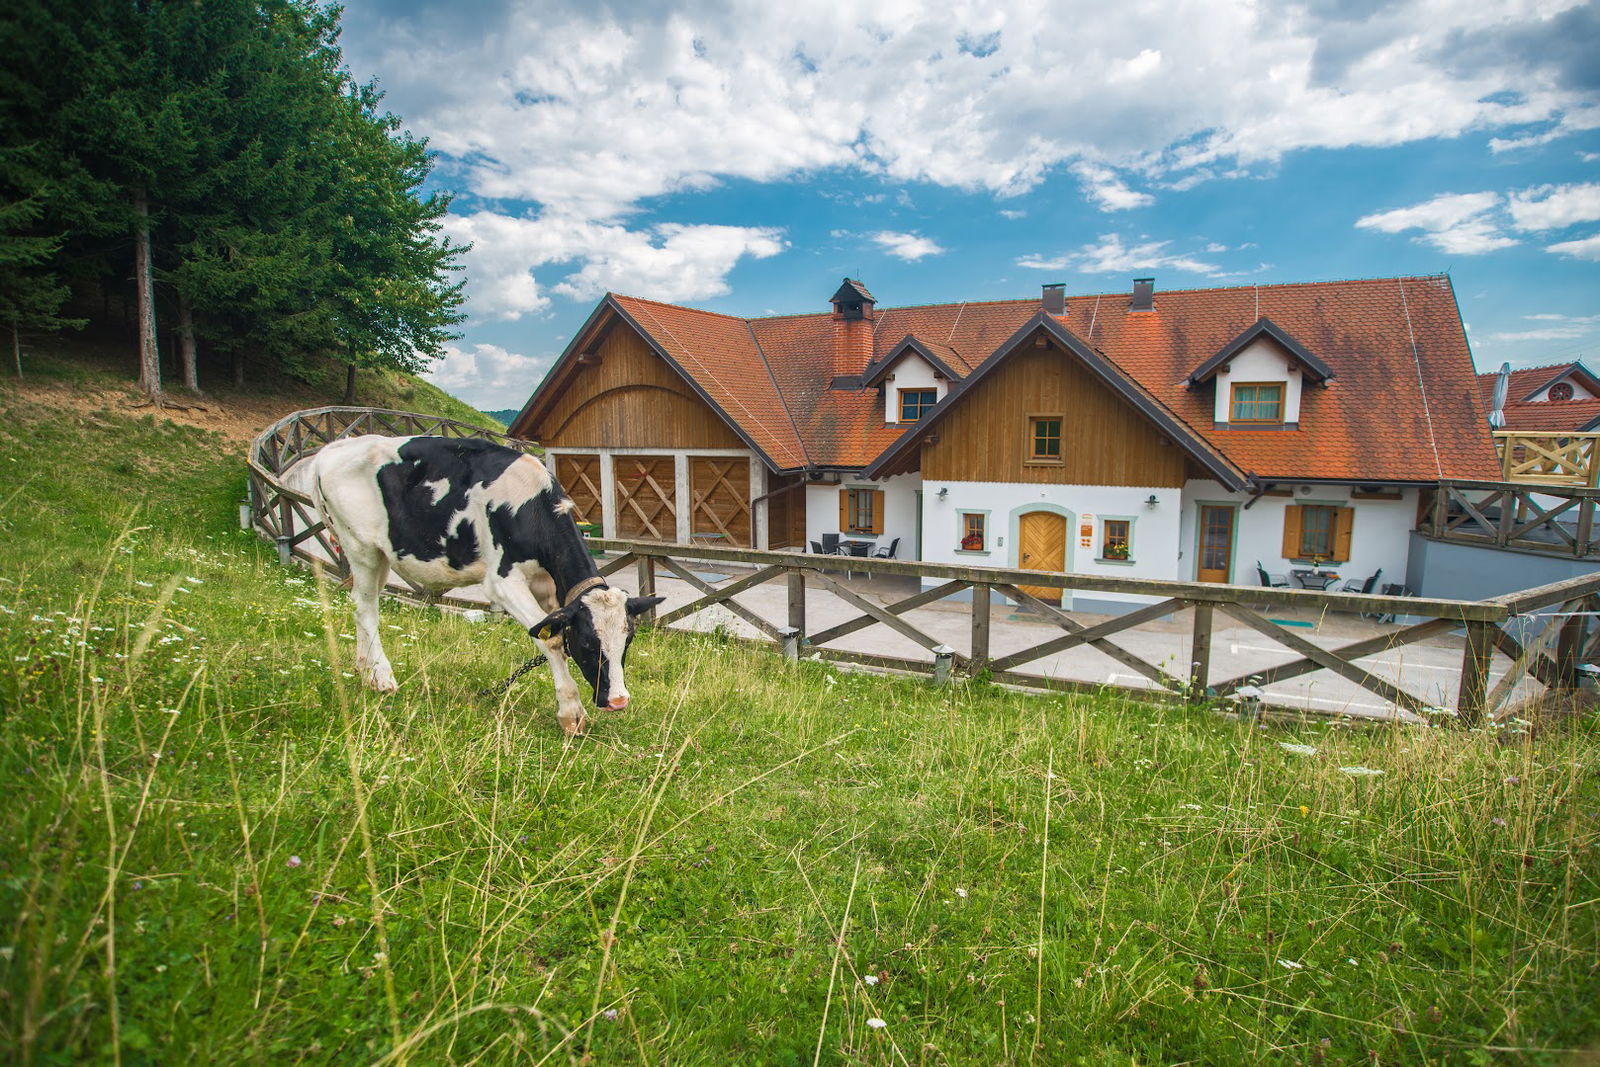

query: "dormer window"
xmin=1230 ymin=382 xmax=1284 ymax=424
xmin=898 ymin=388 xmax=936 ymax=422
xmin=1549 ymin=382 xmax=1575 ymax=401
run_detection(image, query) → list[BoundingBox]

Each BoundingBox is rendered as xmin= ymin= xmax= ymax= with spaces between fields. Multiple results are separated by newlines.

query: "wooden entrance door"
xmin=690 ymin=457 xmax=752 ymax=546
xmin=1197 ymin=505 xmax=1235 ymax=583
xmin=615 ymin=456 xmax=676 ymax=541
xmin=1017 ymin=511 xmax=1067 ymax=603
xmin=552 ymin=454 xmax=601 ymax=525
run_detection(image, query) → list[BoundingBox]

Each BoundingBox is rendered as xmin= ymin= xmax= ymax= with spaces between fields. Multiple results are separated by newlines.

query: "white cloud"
xmin=1546 ymin=233 xmax=1600 ymax=261
xmin=1017 ymin=234 xmax=1219 ymax=275
xmin=424 ymin=343 xmax=549 ymax=409
xmin=1507 ymin=182 xmax=1600 ymax=232
xmin=1072 ymin=162 xmax=1154 ymax=212
xmin=998 ymin=209 xmax=1026 ymax=220
xmin=1482 ymin=314 xmax=1600 ymax=344
xmin=443 ymin=212 xmax=785 ymax=319
xmin=1354 ymin=192 xmax=1516 ymax=254
xmin=869 ymin=231 xmax=945 ymax=261
xmin=340 ymin=0 xmax=1598 ymax=219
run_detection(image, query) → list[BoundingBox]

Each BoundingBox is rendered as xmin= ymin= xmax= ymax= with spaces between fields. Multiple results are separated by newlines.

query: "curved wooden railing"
xmin=244 ymin=406 xmax=538 ymax=610
xmin=245 ymin=407 xmax=1600 ymax=724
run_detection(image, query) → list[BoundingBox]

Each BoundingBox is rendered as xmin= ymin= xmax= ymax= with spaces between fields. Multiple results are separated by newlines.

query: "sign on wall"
xmin=1079 ymin=515 xmax=1095 ymax=550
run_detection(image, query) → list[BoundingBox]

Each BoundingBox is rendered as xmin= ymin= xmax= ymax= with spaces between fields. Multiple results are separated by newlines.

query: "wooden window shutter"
xmin=1333 ymin=506 xmax=1354 ymax=562
xmin=839 ymin=489 xmax=849 ymax=530
xmin=870 ymin=490 xmax=885 ymax=534
xmin=1281 ymin=505 xmax=1303 ymax=558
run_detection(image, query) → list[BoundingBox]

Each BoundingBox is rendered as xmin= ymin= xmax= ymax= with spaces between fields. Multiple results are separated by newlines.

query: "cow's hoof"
xmin=366 ymin=669 xmax=398 ymax=693
xmin=560 ymin=716 xmax=587 ymax=738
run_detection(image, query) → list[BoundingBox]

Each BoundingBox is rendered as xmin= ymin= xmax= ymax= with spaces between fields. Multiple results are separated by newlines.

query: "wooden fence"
xmin=1495 ymin=431 xmax=1600 ymax=487
xmin=1420 ymin=480 xmax=1600 ymax=559
xmin=246 ymin=407 xmax=1600 ymax=726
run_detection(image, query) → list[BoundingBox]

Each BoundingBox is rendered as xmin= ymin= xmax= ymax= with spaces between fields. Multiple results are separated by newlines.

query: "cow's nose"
xmin=608 ymin=693 xmax=630 ymax=710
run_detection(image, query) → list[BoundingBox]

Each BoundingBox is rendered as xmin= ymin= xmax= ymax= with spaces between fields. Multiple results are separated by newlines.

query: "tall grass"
xmin=1 ymin=398 xmax=1597 ymax=1063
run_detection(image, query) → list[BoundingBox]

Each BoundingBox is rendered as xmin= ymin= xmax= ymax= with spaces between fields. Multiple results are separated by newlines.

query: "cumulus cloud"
xmin=1354 ymin=192 xmax=1516 ymax=254
xmin=1017 ymin=234 xmax=1220 ymax=275
xmin=869 ymin=231 xmax=946 ymax=261
xmin=424 ymin=342 xmax=550 ymax=409
xmin=1546 ymin=233 xmax=1600 ymax=260
xmin=1072 ymin=163 xmax=1154 ymax=212
xmin=340 ymin=0 xmax=1598 ymax=219
xmin=1507 ymin=182 xmax=1600 ymax=231
xmin=443 ymin=212 xmax=785 ymax=320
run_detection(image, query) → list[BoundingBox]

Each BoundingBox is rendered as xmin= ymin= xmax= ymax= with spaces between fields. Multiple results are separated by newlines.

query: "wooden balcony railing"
xmin=1495 ymin=431 xmax=1600 ymax=487
xmin=1420 ymin=480 xmax=1600 ymax=558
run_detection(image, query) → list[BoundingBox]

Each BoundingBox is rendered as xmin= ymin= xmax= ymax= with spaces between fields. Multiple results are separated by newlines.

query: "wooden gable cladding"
xmin=690 ymin=457 xmax=753 ymax=546
xmin=533 ymin=319 xmax=746 ymax=451
xmin=614 ymin=456 xmax=677 ymax=541
xmin=921 ymin=338 xmax=1190 ymax=486
xmin=552 ymin=453 xmax=602 ymax=524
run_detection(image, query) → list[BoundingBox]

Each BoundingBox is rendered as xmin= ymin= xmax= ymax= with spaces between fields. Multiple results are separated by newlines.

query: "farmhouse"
xmin=1477 ymin=360 xmax=1600 ymax=433
xmin=509 ymin=275 xmax=1499 ymax=611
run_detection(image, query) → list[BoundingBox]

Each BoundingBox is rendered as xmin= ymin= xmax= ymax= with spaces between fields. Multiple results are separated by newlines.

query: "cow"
xmin=308 ymin=435 xmax=662 ymax=736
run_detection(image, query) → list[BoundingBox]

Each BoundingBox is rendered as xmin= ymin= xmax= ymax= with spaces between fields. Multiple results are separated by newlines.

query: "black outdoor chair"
xmin=872 ymin=537 xmax=900 ymax=560
xmin=820 ymin=532 xmax=841 ymax=555
xmin=1371 ymin=581 xmax=1416 ymax=623
xmin=809 ymin=540 xmax=824 ymax=554
xmin=1256 ymin=561 xmax=1289 ymax=588
xmin=1341 ymin=568 xmax=1382 ymax=595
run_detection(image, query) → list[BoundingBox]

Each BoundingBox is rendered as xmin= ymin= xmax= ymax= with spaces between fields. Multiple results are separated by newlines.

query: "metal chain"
xmin=476 ymin=654 xmax=546 ymax=700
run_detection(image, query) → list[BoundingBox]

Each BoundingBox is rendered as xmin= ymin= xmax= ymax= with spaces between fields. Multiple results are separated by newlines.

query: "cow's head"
xmin=531 ymin=587 xmax=663 ymax=709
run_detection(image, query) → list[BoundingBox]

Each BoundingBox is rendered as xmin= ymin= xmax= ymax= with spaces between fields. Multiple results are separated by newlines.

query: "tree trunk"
xmin=12 ymin=321 xmax=20 ymax=380
xmin=176 ymin=292 xmax=200 ymax=392
xmin=343 ymin=360 xmax=357 ymax=405
xmin=233 ymin=349 xmax=245 ymax=388
xmin=133 ymin=189 xmax=161 ymax=400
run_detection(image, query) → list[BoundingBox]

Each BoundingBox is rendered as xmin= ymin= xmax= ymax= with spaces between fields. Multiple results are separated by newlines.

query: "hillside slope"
xmin=0 ymin=393 xmax=1596 ymax=1064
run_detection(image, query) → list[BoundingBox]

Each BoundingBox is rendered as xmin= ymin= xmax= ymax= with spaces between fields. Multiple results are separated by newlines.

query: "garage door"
xmin=690 ymin=456 xmax=752 ymax=547
xmin=552 ymin=453 xmax=602 ymax=525
xmin=614 ymin=455 xmax=677 ymax=541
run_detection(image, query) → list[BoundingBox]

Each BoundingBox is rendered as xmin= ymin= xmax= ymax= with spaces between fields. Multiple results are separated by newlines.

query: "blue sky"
xmin=335 ymin=0 xmax=1600 ymax=412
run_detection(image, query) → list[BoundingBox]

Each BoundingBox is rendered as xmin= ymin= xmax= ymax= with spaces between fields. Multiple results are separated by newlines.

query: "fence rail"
xmin=1495 ymin=431 xmax=1600 ymax=487
xmin=1420 ymin=480 xmax=1600 ymax=558
xmin=246 ymin=407 xmax=1600 ymax=726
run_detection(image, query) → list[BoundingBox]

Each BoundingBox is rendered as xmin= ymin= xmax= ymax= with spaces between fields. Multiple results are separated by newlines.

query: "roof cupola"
xmin=830 ymin=278 xmax=876 ymax=322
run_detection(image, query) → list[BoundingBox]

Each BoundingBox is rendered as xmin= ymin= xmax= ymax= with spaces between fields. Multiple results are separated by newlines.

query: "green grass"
xmin=1 ymin=397 xmax=1598 ymax=1064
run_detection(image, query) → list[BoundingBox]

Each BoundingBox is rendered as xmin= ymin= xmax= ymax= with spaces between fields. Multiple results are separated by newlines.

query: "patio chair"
xmin=1341 ymin=568 xmax=1382 ymax=596
xmin=871 ymin=537 xmax=900 ymax=560
xmin=809 ymin=540 xmax=824 ymax=554
xmin=1256 ymin=561 xmax=1289 ymax=588
xmin=820 ymin=532 xmax=841 ymax=555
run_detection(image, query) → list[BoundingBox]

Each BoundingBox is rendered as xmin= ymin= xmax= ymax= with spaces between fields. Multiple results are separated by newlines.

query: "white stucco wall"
xmin=922 ymin=480 xmax=1185 ymax=609
xmin=881 ymin=355 xmax=948 ymax=424
xmin=806 ymin=473 xmax=920 ymax=559
xmin=1527 ymin=377 xmax=1595 ymax=401
xmin=1178 ymin=480 xmax=1417 ymax=590
xmin=1210 ymin=339 xmax=1303 ymax=424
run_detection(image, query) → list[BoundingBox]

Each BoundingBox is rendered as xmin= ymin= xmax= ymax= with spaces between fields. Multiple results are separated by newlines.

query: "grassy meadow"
xmin=1 ymin=389 xmax=1598 ymax=1064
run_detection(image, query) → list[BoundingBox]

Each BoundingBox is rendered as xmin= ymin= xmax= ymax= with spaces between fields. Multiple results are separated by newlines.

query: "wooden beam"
xmin=809 ymin=570 xmax=969 ymax=665
xmin=1217 ymin=603 xmax=1426 ymax=714
xmin=1212 ymin=618 xmax=1457 ymax=696
xmin=1457 ymin=620 xmax=1496 ymax=726
xmin=1189 ymin=602 xmax=1213 ymax=702
xmin=994 ymin=584 xmax=1186 ymax=692
xmin=987 ymin=598 xmax=1183 ymax=675
xmin=805 ymin=580 xmax=971 ymax=647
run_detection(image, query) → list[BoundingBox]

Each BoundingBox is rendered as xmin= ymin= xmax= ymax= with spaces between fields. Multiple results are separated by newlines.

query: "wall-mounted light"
xmin=1145 ymin=494 xmax=1159 ymax=509
xmin=937 ymin=487 xmax=949 ymax=499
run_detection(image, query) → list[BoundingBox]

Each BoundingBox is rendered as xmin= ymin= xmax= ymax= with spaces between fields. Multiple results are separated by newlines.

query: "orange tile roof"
xmin=1494 ymin=398 xmax=1600 ymax=433
xmin=592 ymin=276 xmax=1499 ymax=483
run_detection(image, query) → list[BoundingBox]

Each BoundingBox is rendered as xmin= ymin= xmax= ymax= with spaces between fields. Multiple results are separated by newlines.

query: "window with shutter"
xmin=1284 ymin=504 xmax=1353 ymax=562
xmin=840 ymin=487 xmax=884 ymax=534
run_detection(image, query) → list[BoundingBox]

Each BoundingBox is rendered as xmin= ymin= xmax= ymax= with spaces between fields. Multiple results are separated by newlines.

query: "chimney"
xmin=1041 ymin=283 xmax=1066 ymax=316
xmin=1129 ymin=277 xmax=1155 ymax=312
xmin=829 ymin=278 xmax=876 ymax=383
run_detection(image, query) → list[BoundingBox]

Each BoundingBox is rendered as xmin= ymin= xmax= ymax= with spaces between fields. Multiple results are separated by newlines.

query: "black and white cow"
xmin=309 ymin=435 xmax=662 ymax=736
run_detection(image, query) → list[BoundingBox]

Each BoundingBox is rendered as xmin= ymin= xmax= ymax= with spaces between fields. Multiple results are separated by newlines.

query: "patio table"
xmin=1291 ymin=569 xmax=1340 ymax=590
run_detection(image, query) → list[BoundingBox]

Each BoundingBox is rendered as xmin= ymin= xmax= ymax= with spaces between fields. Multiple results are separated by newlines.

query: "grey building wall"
xmin=1406 ymin=533 xmax=1600 ymax=601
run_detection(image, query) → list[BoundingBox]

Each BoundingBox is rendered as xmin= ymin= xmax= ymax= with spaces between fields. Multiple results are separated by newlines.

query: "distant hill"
xmin=485 ymin=409 xmax=521 ymax=427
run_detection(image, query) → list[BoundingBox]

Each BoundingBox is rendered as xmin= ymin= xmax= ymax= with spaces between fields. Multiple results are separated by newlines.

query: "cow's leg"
xmin=347 ymin=549 xmax=397 ymax=693
xmin=486 ymin=577 xmax=588 ymax=737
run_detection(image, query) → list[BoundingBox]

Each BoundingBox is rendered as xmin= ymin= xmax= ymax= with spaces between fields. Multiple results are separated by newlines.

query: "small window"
xmin=1101 ymin=519 xmax=1130 ymax=561
xmin=1028 ymin=415 xmax=1063 ymax=463
xmin=1549 ymin=382 xmax=1575 ymax=401
xmin=898 ymin=388 xmax=937 ymax=422
xmin=840 ymin=487 xmax=882 ymax=534
xmin=960 ymin=512 xmax=986 ymax=552
xmin=1298 ymin=505 xmax=1335 ymax=558
xmin=1230 ymin=382 xmax=1284 ymax=424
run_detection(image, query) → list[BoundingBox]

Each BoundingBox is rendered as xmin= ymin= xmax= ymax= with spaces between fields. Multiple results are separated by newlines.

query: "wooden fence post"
xmin=635 ymin=554 xmax=657 ymax=626
xmin=787 ymin=569 xmax=806 ymax=645
xmin=970 ymin=583 xmax=991 ymax=673
xmin=1457 ymin=620 xmax=1496 ymax=726
xmin=1554 ymin=607 xmax=1586 ymax=690
xmin=1189 ymin=602 xmax=1214 ymax=702
xmin=1432 ymin=484 xmax=1448 ymax=535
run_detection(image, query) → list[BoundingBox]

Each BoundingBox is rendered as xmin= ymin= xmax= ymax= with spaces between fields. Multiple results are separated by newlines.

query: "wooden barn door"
xmin=615 ymin=456 xmax=676 ymax=541
xmin=1017 ymin=511 xmax=1066 ymax=603
xmin=552 ymin=454 xmax=602 ymax=525
xmin=690 ymin=457 xmax=752 ymax=546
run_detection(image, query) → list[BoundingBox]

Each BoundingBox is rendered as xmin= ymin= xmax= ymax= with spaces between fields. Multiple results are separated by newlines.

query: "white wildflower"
xmin=1338 ymin=766 xmax=1385 ymax=777
xmin=1278 ymin=959 xmax=1303 ymax=970
xmin=1279 ymin=742 xmax=1318 ymax=756
xmin=863 ymin=974 xmax=879 ymax=986
xmin=866 ymin=1018 xmax=887 ymax=1030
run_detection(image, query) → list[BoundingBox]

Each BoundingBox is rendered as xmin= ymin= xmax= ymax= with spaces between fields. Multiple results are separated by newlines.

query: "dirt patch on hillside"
xmin=6 ymin=374 xmax=315 ymax=447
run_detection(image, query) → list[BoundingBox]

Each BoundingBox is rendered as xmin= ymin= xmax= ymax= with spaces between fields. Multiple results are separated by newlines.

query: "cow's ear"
xmin=626 ymin=596 xmax=665 ymax=617
xmin=530 ymin=606 xmax=574 ymax=642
